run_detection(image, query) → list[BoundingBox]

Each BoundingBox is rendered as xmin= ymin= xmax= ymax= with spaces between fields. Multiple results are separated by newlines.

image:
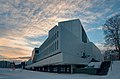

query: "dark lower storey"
xmin=25 ymin=61 xmax=111 ymax=75
xmin=26 ymin=64 xmax=85 ymax=74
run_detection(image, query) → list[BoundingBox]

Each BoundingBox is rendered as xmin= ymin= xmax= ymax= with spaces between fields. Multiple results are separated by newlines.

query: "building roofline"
xmin=58 ymin=19 xmax=80 ymax=24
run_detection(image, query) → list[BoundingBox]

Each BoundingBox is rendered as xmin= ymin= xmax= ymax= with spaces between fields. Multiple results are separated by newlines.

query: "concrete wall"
xmin=60 ymin=24 xmax=83 ymax=64
xmin=59 ymin=19 xmax=82 ymax=42
xmin=84 ymin=42 xmax=104 ymax=61
xmin=26 ymin=53 xmax=63 ymax=67
xmin=59 ymin=19 xmax=103 ymax=65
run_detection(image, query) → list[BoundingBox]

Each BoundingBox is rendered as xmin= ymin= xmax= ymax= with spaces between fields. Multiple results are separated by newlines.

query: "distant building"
xmin=0 ymin=61 xmax=11 ymax=68
xmin=26 ymin=19 xmax=103 ymax=73
xmin=104 ymin=50 xmax=119 ymax=61
xmin=20 ymin=62 xmax=26 ymax=69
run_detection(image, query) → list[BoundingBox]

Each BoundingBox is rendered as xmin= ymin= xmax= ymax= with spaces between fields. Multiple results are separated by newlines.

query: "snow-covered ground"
xmin=0 ymin=61 xmax=120 ymax=79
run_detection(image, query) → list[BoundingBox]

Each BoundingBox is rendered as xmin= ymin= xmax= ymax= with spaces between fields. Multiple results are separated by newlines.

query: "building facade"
xmin=26 ymin=19 xmax=103 ymax=73
xmin=0 ymin=61 xmax=12 ymax=68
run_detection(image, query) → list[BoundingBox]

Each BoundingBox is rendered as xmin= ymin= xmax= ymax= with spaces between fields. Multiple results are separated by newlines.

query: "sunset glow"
xmin=0 ymin=0 xmax=120 ymax=62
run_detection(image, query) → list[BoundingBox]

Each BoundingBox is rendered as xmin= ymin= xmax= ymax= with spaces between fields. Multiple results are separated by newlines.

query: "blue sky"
xmin=0 ymin=0 xmax=120 ymax=61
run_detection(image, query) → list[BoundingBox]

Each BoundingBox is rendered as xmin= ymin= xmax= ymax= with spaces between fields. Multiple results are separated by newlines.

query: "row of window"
xmin=39 ymin=31 xmax=59 ymax=51
xmin=37 ymin=40 xmax=59 ymax=61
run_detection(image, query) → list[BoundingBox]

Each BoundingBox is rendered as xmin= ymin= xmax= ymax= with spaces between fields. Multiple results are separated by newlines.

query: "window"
xmin=82 ymin=27 xmax=87 ymax=43
xmin=35 ymin=50 xmax=39 ymax=53
xmin=55 ymin=42 xmax=56 ymax=50
xmin=57 ymin=31 xmax=59 ymax=37
xmin=57 ymin=40 xmax=59 ymax=49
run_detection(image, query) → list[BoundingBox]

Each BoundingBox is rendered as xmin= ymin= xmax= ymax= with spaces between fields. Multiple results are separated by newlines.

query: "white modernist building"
xmin=26 ymin=19 xmax=103 ymax=73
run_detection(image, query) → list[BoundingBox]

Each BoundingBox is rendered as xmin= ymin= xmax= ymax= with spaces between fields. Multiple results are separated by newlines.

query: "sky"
xmin=0 ymin=0 xmax=120 ymax=62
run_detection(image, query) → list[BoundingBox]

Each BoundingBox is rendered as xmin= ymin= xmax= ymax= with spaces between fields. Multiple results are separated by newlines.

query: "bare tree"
xmin=103 ymin=14 xmax=120 ymax=60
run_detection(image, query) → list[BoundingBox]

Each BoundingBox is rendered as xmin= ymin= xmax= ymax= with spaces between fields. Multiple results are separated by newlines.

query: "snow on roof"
xmin=88 ymin=62 xmax=102 ymax=68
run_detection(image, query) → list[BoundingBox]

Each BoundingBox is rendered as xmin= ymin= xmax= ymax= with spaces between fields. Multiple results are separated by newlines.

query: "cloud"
xmin=0 ymin=0 xmax=120 ymax=62
xmin=107 ymin=12 xmax=120 ymax=19
xmin=25 ymin=35 xmax=47 ymax=48
xmin=25 ymin=35 xmax=47 ymax=42
xmin=0 ymin=55 xmax=6 ymax=59
xmin=95 ymin=43 xmax=107 ymax=54
xmin=0 ymin=37 xmax=33 ymax=58
xmin=95 ymin=42 xmax=116 ymax=54
xmin=0 ymin=55 xmax=30 ymax=64
xmin=86 ymin=26 xmax=103 ymax=32
xmin=18 ymin=56 xmax=31 ymax=59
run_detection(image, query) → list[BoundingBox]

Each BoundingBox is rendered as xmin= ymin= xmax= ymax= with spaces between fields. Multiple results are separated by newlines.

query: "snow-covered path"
xmin=0 ymin=61 xmax=120 ymax=79
xmin=0 ymin=68 xmax=104 ymax=79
